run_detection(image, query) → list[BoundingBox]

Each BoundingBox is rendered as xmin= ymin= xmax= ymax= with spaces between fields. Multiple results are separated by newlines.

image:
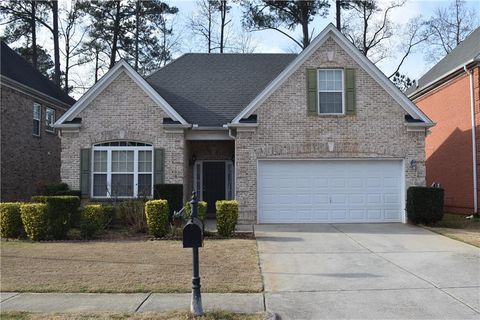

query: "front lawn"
xmin=424 ymin=213 xmax=480 ymax=247
xmin=0 ymin=239 xmax=262 ymax=293
xmin=1 ymin=311 xmax=264 ymax=320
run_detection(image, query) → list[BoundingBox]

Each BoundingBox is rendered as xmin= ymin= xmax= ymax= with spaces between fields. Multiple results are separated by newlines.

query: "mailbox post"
xmin=183 ymin=191 xmax=204 ymax=316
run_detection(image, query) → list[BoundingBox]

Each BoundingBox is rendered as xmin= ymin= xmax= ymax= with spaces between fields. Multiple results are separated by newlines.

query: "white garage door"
xmin=258 ymin=160 xmax=404 ymax=223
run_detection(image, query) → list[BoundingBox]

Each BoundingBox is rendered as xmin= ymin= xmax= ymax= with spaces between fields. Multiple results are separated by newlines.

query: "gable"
xmin=231 ymin=24 xmax=433 ymax=127
xmin=55 ymin=60 xmax=187 ymax=127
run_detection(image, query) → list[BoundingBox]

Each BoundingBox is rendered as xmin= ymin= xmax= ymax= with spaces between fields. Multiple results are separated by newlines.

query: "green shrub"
xmin=79 ymin=217 xmax=99 ymax=240
xmin=145 ymin=200 xmax=169 ymax=237
xmin=20 ymin=203 xmax=48 ymax=240
xmin=83 ymin=205 xmax=109 ymax=231
xmin=102 ymin=205 xmax=115 ymax=228
xmin=407 ymin=187 xmax=444 ymax=225
xmin=185 ymin=201 xmax=208 ymax=222
xmin=30 ymin=195 xmax=81 ymax=239
xmin=55 ymin=190 xmax=82 ymax=198
xmin=44 ymin=183 xmax=69 ymax=196
xmin=154 ymin=184 xmax=183 ymax=220
xmin=0 ymin=202 xmax=23 ymax=238
xmin=216 ymin=200 xmax=238 ymax=237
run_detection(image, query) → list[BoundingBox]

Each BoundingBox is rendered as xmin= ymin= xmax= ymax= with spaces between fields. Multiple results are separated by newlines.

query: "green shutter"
xmin=345 ymin=68 xmax=356 ymax=115
xmin=154 ymin=148 xmax=165 ymax=185
xmin=80 ymin=148 xmax=91 ymax=196
xmin=306 ymin=68 xmax=318 ymax=115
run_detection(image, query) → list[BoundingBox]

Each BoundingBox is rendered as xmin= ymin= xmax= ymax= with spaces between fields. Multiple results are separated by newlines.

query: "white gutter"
xmin=465 ymin=65 xmax=478 ymax=214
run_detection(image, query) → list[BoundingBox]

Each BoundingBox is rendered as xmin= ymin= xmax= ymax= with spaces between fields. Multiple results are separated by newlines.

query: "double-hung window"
xmin=318 ymin=69 xmax=344 ymax=114
xmin=92 ymin=142 xmax=153 ymax=198
xmin=33 ymin=103 xmax=41 ymax=136
xmin=45 ymin=107 xmax=55 ymax=133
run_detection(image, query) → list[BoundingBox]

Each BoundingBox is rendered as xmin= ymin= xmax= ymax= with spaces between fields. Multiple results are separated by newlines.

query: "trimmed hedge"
xmin=83 ymin=205 xmax=109 ymax=231
xmin=44 ymin=183 xmax=69 ymax=196
xmin=0 ymin=202 xmax=23 ymax=238
xmin=407 ymin=186 xmax=444 ymax=225
xmin=55 ymin=190 xmax=82 ymax=198
xmin=20 ymin=203 xmax=48 ymax=240
xmin=216 ymin=200 xmax=239 ymax=237
xmin=145 ymin=200 xmax=169 ymax=237
xmin=154 ymin=184 xmax=183 ymax=220
xmin=185 ymin=201 xmax=208 ymax=222
xmin=31 ymin=195 xmax=81 ymax=239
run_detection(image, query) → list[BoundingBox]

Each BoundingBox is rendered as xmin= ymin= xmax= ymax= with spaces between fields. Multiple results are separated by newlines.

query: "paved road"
xmin=255 ymin=223 xmax=480 ymax=320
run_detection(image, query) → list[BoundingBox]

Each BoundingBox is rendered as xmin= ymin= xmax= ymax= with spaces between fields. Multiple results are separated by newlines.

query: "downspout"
xmin=464 ymin=65 xmax=478 ymax=215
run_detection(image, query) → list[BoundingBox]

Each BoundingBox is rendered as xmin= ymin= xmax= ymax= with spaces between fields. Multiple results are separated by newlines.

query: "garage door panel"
xmin=258 ymin=160 xmax=403 ymax=223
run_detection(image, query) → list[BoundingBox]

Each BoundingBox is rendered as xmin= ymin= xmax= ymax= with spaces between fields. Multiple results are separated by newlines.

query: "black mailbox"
xmin=183 ymin=217 xmax=203 ymax=248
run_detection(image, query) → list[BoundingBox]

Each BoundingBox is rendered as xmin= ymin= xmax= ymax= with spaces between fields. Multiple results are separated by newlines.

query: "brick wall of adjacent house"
xmin=235 ymin=37 xmax=426 ymax=223
xmin=0 ymin=86 xmax=67 ymax=201
xmin=414 ymin=66 xmax=480 ymax=214
xmin=60 ymin=71 xmax=184 ymax=193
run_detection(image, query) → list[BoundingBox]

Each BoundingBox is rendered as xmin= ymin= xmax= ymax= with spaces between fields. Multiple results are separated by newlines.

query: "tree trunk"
xmin=30 ymin=1 xmax=37 ymax=69
xmin=208 ymin=2 xmax=212 ymax=53
xmin=64 ymin=38 xmax=70 ymax=92
xmin=109 ymin=1 xmax=121 ymax=69
xmin=362 ymin=5 xmax=368 ymax=56
xmin=299 ymin=2 xmax=310 ymax=48
xmin=336 ymin=0 xmax=341 ymax=30
xmin=95 ymin=49 xmax=99 ymax=83
xmin=135 ymin=0 xmax=140 ymax=71
xmin=220 ymin=0 xmax=226 ymax=53
xmin=52 ymin=0 xmax=61 ymax=86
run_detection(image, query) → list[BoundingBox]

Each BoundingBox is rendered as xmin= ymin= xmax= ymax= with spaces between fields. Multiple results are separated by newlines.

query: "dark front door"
xmin=202 ymin=162 xmax=226 ymax=216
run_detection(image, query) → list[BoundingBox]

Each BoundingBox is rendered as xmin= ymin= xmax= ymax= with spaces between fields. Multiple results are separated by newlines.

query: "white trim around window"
xmin=45 ymin=107 xmax=55 ymax=133
xmin=317 ymin=69 xmax=345 ymax=115
xmin=91 ymin=144 xmax=154 ymax=199
xmin=33 ymin=103 xmax=41 ymax=136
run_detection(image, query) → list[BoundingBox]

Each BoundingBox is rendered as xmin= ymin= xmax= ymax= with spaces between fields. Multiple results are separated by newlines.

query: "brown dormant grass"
xmin=0 ymin=239 xmax=262 ymax=293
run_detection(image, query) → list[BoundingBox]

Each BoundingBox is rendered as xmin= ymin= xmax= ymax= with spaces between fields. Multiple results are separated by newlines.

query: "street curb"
xmin=264 ymin=311 xmax=277 ymax=320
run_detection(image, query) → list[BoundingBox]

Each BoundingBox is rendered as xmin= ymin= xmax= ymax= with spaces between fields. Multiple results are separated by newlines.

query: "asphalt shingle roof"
xmin=1 ymin=41 xmax=75 ymax=106
xmin=146 ymin=53 xmax=297 ymax=126
xmin=406 ymin=27 xmax=480 ymax=96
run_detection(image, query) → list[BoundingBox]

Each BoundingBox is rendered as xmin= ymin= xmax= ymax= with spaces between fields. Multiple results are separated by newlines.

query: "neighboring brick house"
xmin=55 ymin=24 xmax=433 ymax=223
xmin=407 ymin=28 xmax=480 ymax=215
xmin=0 ymin=42 xmax=75 ymax=201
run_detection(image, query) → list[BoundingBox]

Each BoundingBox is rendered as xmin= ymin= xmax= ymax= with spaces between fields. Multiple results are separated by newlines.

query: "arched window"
xmin=92 ymin=141 xmax=153 ymax=198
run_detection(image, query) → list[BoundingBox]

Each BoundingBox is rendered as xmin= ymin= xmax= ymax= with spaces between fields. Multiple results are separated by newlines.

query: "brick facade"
xmin=1 ymin=86 xmax=67 ymax=201
xmin=414 ymin=66 xmax=480 ymax=214
xmin=60 ymin=71 xmax=184 ymax=191
xmin=235 ymin=38 xmax=426 ymax=222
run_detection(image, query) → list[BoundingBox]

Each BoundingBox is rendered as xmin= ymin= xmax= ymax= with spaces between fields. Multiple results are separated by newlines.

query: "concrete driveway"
xmin=255 ymin=223 xmax=480 ymax=320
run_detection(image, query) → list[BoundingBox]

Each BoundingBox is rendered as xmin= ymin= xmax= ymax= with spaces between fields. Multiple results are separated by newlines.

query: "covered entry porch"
xmin=185 ymin=140 xmax=235 ymax=217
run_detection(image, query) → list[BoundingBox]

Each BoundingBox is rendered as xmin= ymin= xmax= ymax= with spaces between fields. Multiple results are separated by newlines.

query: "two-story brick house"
xmin=407 ymin=28 xmax=480 ymax=215
xmin=55 ymin=24 xmax=433 ymax=224
xmin=1 ymin=41 xmax=76 ymax=201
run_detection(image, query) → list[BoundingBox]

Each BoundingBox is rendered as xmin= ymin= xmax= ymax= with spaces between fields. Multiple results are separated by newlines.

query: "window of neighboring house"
xmin=45 ymin=107 xmax=55 ymax=133
xmin=33 ymin=103 xmax=41 ymax=136
xmin=318 ymin=69 xmax=344 ymax=114
xmin=92 ymin=143 xmax=153 ymax=198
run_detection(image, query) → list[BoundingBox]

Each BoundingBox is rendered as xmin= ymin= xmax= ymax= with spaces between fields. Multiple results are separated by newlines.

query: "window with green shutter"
xmin=344 ymin=68 xmax=356 ymax=115
xmin=80 ymin=148 xmax=91 ymax=196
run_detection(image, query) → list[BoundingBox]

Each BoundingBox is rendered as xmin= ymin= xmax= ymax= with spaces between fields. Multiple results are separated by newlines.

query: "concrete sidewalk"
xmin=0 ymin=292 xmax=264 ymax=314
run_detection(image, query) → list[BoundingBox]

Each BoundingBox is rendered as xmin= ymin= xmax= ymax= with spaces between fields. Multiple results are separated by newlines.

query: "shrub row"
xmin=0 ymin=202 xmax=24 ymax=238
xmin=144 ymin=199 xmax=239 ymax=238
xmin=80 ymin=204 xmax=115 ymax=239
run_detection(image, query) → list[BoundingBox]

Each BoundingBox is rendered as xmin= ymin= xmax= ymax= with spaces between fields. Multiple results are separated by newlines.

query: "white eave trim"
xmin=54 ymin=60 xmax=188 ymax=126
xmin=54 ymin=123 xmax=81 ymax=129
xmin=227 ymin=123 xmax=259 ymax=128
xmin=231 ymin=23 xmax=433 ymax=126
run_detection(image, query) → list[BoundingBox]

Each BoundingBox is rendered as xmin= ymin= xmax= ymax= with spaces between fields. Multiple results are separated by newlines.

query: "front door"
xmin=202 ymin=162 xmax=226 ymax=215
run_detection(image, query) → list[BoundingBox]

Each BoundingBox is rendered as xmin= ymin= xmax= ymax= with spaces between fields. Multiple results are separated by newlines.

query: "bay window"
xmin=92 ymin=142 xmax=153 ymax=198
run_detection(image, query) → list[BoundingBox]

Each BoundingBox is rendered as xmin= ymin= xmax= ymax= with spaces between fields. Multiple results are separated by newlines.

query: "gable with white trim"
xmin=232 ymin=24 xmax=433 ymax=127
xmin=55 ymin=60 xmax=187 ymax=127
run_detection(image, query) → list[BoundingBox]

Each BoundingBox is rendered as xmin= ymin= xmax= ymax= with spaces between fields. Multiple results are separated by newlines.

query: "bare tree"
xmin=189 ymin=0 xmax=216 ymax=52
xmin=59 ymin=2 xmax=88 ymax=93
xmin=424 ymin=0 xmax=479 ymax=63
xmin=341 ymin=0 xmax=405 ymax=64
